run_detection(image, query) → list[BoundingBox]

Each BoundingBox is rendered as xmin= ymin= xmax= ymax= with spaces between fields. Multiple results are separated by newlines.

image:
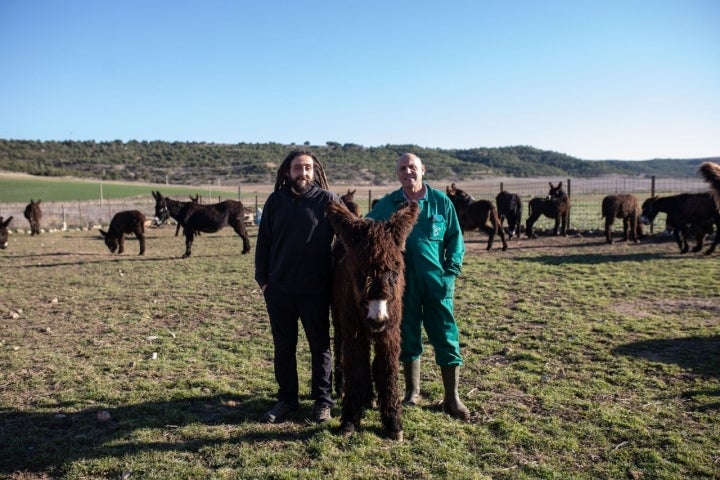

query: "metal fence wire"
xmin=0 ymin=175 xmax=712 ymax=234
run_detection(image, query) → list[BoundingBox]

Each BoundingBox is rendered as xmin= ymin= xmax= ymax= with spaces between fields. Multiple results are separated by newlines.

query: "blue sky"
xmin=1 ymin=0 xmax=718 ymax=160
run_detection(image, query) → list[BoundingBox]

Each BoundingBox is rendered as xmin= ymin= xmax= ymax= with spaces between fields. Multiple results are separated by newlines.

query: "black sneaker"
xmin=313 ymin=403 xmax=332 ymax=423
xmin=263 ymin=401 xmax=299 ymax=423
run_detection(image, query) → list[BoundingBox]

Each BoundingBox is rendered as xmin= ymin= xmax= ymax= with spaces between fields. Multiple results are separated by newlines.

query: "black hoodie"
xmin=254 ymin=184 xmax=340 ymax=295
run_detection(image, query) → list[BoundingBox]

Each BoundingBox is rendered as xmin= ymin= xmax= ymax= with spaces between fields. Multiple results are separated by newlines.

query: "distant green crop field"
xmin=0 ymin=174 xmax=233 ymax=203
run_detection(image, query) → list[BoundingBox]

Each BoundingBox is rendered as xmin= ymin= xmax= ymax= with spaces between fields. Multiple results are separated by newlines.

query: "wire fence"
xmin=0 ymin=175 xmax=712 ymax=234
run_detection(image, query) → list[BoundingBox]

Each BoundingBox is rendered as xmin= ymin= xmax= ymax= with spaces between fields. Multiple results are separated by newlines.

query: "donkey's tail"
xmin=699 ymin=162 xmax=720 ymax=207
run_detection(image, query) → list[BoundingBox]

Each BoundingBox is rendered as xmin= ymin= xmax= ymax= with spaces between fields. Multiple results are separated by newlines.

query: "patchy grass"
xmin=1 ymin=226 xmax=719 ymax=479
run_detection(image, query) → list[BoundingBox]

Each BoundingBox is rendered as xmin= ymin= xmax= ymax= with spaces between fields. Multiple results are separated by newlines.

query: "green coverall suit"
xmin=367 ymin=184 xmax=465 ymax=366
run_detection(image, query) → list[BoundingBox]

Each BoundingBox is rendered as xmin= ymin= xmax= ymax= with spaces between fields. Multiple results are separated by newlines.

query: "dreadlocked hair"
xmin=274 ymin=149 xmax=329 ymax=191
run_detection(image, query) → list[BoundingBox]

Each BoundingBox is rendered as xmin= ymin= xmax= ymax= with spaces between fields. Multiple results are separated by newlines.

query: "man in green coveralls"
xmin=367 ymin=152 xmax=471 ymax=420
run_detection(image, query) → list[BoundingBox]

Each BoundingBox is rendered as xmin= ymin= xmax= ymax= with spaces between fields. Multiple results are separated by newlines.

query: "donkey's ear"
xmin=388 ymin=202 xmax=419 ymax=248
xmin=1 ymin=216 xmax=12 ymax=227
xmin=326 ymin=201 xmax=364 ymax=247
xmin=99 ymin=229 xmax=108 ymax=237
xmin=557 ymin=182 xmax=563 ymax=188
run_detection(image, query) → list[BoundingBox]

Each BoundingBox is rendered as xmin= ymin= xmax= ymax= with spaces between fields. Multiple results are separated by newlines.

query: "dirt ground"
xmin=459 ymin=228 xmax=707 ymax=258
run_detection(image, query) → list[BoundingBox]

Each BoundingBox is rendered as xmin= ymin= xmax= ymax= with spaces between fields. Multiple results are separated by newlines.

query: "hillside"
xmin=0 ymin=139 xmax=716 ymax=186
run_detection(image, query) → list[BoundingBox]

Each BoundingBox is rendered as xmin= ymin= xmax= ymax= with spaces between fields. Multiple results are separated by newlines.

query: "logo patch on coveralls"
xmin=430 ymin=214 xmax=445 ymax=240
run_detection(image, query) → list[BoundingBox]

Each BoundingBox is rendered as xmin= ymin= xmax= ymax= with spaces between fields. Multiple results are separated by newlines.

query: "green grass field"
xmin=1 ymin=226 xmax=718 ymax=479
xmin=0 ymin=174 xmax=237 ymax=203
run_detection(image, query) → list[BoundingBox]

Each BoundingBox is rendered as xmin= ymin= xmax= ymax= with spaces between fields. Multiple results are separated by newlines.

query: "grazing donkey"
xmin=446 ymin=184 xmax=508 ymax=251
xmin=495 ymin=190 xmax=523 ymax=240
xmin=100 ymin=210 xmax=147 ymax=255
xmin=525 ymin=182 xmax=571 ymax=238
xmin=601 ymin=194 xmax=641 ymax=244
xmin=1 ymin=216 xmax=13 ymax=249
xmin=152 ymin=191 xmax=251 ymax=258
xmin=326 ymin=200 xmax=419 ymax=441
xmin=24 ymin=199 xmax=42 ymax=235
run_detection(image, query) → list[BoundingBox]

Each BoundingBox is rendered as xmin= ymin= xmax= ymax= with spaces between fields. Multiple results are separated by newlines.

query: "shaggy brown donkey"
xmin=601 ymin=194 xmax=641 ymax=244
xmin=496 ymin=190 xmax=523 ymax=240
xmin=699 ymin=161 xmax=720 ymax=208
xmin=446 ymin=184 xmax=508 ymax=251
xmin=100 ymin=210 xmax=147 ymax=255
xmin=340 ymin=189 xmax=361 ymax=216
xmin=326 ymin=200 xmax=419 ymax=441
xmin=24 ymin=199 xmax=42 ymax=235
xmin=1 ymin=216 xmax=13 ymax=249
xmin=640 ymin=193 xmax=720 ymax=255
xmin=525 ymin=182 xmax=571 ymax=238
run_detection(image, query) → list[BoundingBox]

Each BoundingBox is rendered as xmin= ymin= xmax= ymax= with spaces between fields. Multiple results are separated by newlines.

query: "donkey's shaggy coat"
xmin=100 ymin=210 xmax=147 ymax=255
xmin=326 ymin=200 xmax=418 ymax=441
xmin=601 ymin=194 xmax=641 ymax=244
xmin=24 ymin=199 xmax=42 ymax=236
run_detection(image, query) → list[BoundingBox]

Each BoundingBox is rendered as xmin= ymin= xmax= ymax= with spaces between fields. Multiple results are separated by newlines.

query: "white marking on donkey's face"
xmin=367 ymin=299 xmax=389 ymax=332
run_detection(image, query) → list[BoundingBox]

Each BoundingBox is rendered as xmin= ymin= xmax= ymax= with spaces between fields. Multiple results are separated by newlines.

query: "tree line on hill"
xmin=0 ymin=139 xmax=715 ymax=185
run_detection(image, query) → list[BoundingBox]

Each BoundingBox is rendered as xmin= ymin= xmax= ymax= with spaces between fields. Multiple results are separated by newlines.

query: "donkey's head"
xmin=326 ymin=201 xmax=419 ymax=333
xmin=640 ymin=196 xmax=660 ymax=225
xmin=0 ymin=216 xmax=13 ymax=249
xmin=151 ymin=191 xmax=171 ymax=226
xmin=99 ymin=229 xmax=119 ymax=253
xmin=446 ymin=183 xmax=474 ymax=209
xmin=547 ymin=182 xmax=566 ymax=200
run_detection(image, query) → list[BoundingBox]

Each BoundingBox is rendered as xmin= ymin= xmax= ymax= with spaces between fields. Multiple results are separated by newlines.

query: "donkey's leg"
xmin=340 ymin=335 xmax=371 ymax=436
xmin=622 ymin=217 xmax=630 ymax=242
xmin=137 ymin=231 xmax=146 ymax=255
xmin=691 ymin=230 xmax=704 ymax=253
xmin=480 ymin=223 xmax=495 ymax=251
xmin=704 ymin=220 xmax=720 ymax=255
xmin=183 ymin=229 xmax=194 ymax=258
xmin=525 ymin=213 xmax=539 ymax=238
xmin=605 ymin=218 xmax=614 ymax=244
xmin=674 ymin=228 xmax=688 ymax=253
xmin=117 ymin=235 xmax=125 ymax=254
xmin=495 ymin=218 xmax=508 ymax=251
xmin=372 ymin=338 xmax=403 ymax=441
xmin=231 ymin=219 xmax=252 ymax=254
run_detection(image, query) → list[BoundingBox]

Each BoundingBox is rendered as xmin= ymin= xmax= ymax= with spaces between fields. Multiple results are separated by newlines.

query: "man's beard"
xmin=291 ymin=176 xmax=311 ymax=194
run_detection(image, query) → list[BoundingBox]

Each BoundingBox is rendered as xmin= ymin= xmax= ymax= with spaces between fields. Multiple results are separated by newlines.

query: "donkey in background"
xmin=446 ymin=184 xmax=507 ymax=251
xmin=340 ymin=189 xmax=361 ymax=216
xmin=152 ymin=191 xmax=251 ymax=258
xmin=525 ymin=182 xmax=571 ymax=238
xmin=495 ymin=190 xmax=523 ymax=240
xmin=601 ymin=194 xmax=641 ymax=244
xmin=24 ymin=199 xmax=42 ymax=236
xmin=640 ymin=193 xmax=720 ymax=255
xmin=1 ymin=216 xmax=13 ymax=249
xmin=100 ymin=210 xmax=147 ymax=255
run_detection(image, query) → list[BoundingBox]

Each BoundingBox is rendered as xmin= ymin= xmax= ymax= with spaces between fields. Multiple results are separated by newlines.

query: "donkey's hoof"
xmin=389 ymin=429 xmax=403 ymax=442
xmin=340 ymin=421 xmax=355 ymax=437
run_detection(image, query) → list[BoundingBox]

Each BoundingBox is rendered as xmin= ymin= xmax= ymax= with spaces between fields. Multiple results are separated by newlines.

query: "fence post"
xmin=368 ymin=189 xmax=372 ymax=213
xmin=500 ymin=182 xmax=504 ymax=193
xmin=566 ymin=178 xmax=572 ymax=229
xmin=650 ymin=175 xmax=656 ymax=234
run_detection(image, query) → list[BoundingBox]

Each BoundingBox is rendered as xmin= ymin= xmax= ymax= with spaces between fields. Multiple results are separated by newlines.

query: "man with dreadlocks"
xmin=255 ymin=149 xmax=339 ymax=424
